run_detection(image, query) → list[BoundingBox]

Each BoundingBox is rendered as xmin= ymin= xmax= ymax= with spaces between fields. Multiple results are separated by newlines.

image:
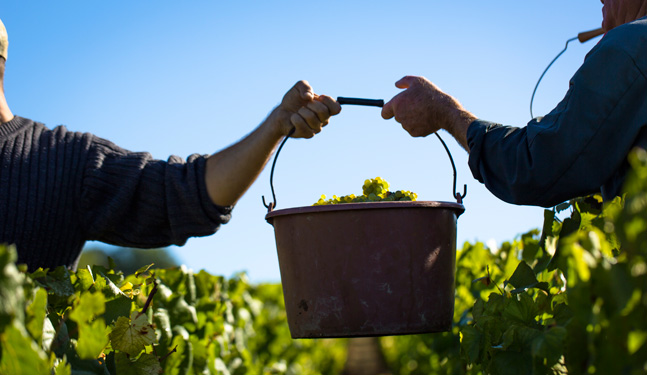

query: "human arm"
xmin=381 ymin=75 xmax=476 ymax=151
xmin=205 ymin=80 xmax=341 ymax=206
xmin=467 ymin=28 xmax=647 ymax=206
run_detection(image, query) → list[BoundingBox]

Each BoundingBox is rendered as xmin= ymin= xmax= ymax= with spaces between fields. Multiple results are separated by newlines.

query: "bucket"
xmin=262 ymin=100 xmax=466 ymax=338
xmin=265 ymin=200 xmax=464 ymax=338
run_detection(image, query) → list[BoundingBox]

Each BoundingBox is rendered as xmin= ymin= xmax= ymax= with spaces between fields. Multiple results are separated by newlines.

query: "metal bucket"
xmin=261 ymin=102 xmax=467 ymax=338
xmin=265 ymin=200 xmax=464 ymax=338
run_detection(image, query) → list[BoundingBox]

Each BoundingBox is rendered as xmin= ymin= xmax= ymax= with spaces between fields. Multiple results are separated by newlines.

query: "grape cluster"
xmin=313 ymin=177 xmax=418 ymax=205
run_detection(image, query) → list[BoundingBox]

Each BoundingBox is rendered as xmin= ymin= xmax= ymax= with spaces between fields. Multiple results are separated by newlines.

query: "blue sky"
xmin=2 ymin=1 xmax=604 ymax=282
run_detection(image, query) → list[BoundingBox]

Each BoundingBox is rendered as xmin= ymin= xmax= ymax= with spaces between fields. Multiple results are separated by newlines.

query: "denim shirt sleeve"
xmin=467 ymin=23 xmax=647 ymax=207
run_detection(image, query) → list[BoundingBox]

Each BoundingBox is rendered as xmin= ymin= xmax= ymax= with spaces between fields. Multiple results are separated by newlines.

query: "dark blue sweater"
xmin=0 ymin=116 xmax=232 ymax=270
xmin=467 ymin=17 xmax=647 ymax=207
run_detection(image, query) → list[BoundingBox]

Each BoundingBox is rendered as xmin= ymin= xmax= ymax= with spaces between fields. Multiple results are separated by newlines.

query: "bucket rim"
xmin=265 ymin=200 xmax=465 ymax=221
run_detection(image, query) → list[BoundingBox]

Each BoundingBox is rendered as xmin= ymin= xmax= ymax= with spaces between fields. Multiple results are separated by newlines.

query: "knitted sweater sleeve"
xmin=80 ymin=136 xmax=232 ymax=248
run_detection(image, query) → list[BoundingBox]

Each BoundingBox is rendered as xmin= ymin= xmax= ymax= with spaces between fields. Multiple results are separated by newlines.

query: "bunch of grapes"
xmin=313 ymin=177 xmax=418 ymax=205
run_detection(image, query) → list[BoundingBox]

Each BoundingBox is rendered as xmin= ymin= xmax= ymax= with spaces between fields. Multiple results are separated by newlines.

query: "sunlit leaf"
xmin=109 ymin=311 xmax=156 ymax=356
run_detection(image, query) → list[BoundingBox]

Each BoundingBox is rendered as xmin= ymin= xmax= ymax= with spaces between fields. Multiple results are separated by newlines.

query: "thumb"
xmin=381 ymin=98 xmax=395 ymax=119
xmin=294 ymin=80 xmax=314 ymax=101
xmin=395 ymin=75 xmax=419 ymax=89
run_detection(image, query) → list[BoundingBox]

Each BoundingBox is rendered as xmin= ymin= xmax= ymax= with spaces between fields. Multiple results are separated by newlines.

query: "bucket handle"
xmin=262 ymin=97 xmax=467 ymax=212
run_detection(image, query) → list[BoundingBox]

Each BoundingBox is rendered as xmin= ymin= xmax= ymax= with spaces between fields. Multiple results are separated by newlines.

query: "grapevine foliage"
xmin=1 ymin=152 xmax=647 ymax=374
xmin=0 ymin=251 xmax=346 ymax=374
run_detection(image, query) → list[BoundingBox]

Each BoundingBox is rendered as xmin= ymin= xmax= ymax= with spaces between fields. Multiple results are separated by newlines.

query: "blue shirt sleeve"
xmin=467 ymin=20 xmax=647 ymax=207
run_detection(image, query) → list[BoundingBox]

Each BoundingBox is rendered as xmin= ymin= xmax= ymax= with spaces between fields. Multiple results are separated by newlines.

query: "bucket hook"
xmin=434 ymin=132 xmax=467 ymax=204
xmin=262 ymin=127 xmax=295 ymax=213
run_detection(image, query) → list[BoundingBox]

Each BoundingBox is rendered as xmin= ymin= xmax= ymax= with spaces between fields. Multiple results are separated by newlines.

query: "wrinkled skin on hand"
xmin=274 ymin=80 xmax=341 ymax=139
xmin=381 ymin=76 xmax=465 ymax=137
xmin=382 ymin=76 xmax=475 ymax=151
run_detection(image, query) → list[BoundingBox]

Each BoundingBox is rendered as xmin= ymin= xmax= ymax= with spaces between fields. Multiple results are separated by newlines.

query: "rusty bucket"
xmin=265 ymin=200 xmax=464 ymax=338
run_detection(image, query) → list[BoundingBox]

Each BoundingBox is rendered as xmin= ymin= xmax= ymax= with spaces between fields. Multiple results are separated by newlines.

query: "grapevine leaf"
xmin=0 ymin=323 xmax=50 ymax=375
xmin=25 ymin=287 xmax=48 ymax=343
xmin=628 ymin=331 xmax=647 ymax=355
xmin=506 ymin=261 xmax=538 ymax=293
xmin=115 ymin=352 xmax=162 ymax=375
xmin=153 ymin=308 xmax=172 ymax=344
xmin=76 ymin=319 xmax=110 ymax=360
xmin=531 ymin=326 xmax=566 ymax=367
xmin=52 ymin=358 xmax=71 ymax=375
xmin=96 ymin=272 xmax=125 ymax=298
xmin=103 ymin=296 xmax=133 ymax=325
xmin=109 ymin=311 xmax=156 ymax=356
xmin=169 ymin=296 xmax=198 ymax=325
xmin=503 ymin=294 xmax=537 ymax=324
xmin=41 ymin=315 xmax=56 ymax=352
xmin=135 ymin=264 xmax=154 ymax=278
xmin=114 ymin=352 xmax=138 ymax=375
xmin=490 ymin=350 xmax=532 ymax=375
xmin=68 ymin=291 xmax=109 ymax=359
xmin=539 ymin=209 xmax=556 ymax=248
xmin=44 ymin=267 xmax=75 ymax=297
xmin=0 ymin=245 xmax=26 ymax=330
xmin=459 ymin=326 xmax=482 ymax=363
xmin=69 ymin=292 xmax=106 ymax=324
xmin=75 ymin=266 xmax=95 ymax=292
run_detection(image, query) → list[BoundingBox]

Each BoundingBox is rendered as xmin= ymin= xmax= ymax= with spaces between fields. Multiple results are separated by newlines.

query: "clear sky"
xmin=2 ymin=1 xmax=605 ymax=282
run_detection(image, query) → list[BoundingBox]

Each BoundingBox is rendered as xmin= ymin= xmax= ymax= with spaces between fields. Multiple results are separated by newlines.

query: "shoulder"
xmin=593 ymin=17 xmax=647 ymax=68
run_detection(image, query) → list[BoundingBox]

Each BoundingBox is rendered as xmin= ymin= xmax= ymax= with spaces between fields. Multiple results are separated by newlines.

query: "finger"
xmin=306 ymin=100 xmax=330 ymax=123
xmin=298 ymin=106 xmax=324 ymax=133
xmin=290 ymin=113 xmax=315 ymax=138
xmin=381 ymin=98 xmax=395 ymax=119
xmin=395 ymin=75 xmax=423 ymax=89
xmin=293 ymin=80 xmax=314 ymax=101
xmin=316 ymin=95 xmax=342 ymax=116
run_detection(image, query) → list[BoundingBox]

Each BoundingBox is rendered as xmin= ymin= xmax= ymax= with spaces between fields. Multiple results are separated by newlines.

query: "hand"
xmin=382 ymin=76 xmax=462 ymax=137
xmin=382 ymin=75 xmax=476 ymax=151
xmin=273 ymin=80 xmax=342 ymax=139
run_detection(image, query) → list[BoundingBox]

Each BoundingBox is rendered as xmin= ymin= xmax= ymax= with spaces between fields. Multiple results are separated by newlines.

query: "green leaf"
xmin=109 ymin=311 xmax=156 ymax=356
xmin=0 ymin=323 xmax=50 ymax=375
xmin=507 ymin=261 xmax=538 ymax=293
xmin=490 ymin=350 xmax=532 ymax=375
xmin=25 ymin=287 xmax=48 ymax=343
xmin=531 ymin=326 xmax=566 ymax=367
xmin=0 ymin=244 xmax=26 ymax=330
xmin=135 ymin=264 xmax=154 ymax=278
xmin=103 ymin=296 xmax=133 ymax=325
xmin=114 ymin=352 xmax=138 ymax=375
xmin=75 ymin=266 xmax=95 ymax=292
xmin=75 ymin=319 xmax=109 ymax=360
xmin=153 ymin=308 xmax=172 ymax=344
xmin=69 ymin=292 xmax=106 ymax=324
xmin=115 ymin=352 xmax=162 ymax=375
xmin=628 ymin=331 xmax=647 ymax=355
xmin=45 ymin=267 xmax=76 ymax=297
xmin=503 ymin=294 xmax=538 ymax=324
xmin=460 ymin=326 xmax=482 ymax=363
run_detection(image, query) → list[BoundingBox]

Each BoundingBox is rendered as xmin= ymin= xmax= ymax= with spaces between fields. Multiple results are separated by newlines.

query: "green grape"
xmin=313 ymin=177 xmax=417 ymax=206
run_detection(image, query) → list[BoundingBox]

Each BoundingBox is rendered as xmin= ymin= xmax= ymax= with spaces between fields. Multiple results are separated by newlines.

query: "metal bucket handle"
xmin=262 ymin=97 xmax=467 ymax=212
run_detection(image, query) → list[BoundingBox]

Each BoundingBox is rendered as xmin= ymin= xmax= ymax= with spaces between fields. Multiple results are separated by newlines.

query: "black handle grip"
xmin=337 ymin=97 xmax=384 ymax=107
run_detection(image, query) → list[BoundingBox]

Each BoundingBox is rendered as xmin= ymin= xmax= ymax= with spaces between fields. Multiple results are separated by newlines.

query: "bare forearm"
xmin=205 ymin=111 xmax=284 ymax=207
xmin=203 ymin=81 xmax=340 ymax=207
xmin=445 ymin=108 xmax=477 ymax=153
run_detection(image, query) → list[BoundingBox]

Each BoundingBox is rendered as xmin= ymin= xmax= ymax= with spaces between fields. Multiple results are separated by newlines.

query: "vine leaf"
xmin=109 ymin=311 xmax=156 ymax=356
xmin=506 ymin=261 xmax=542 ymax=294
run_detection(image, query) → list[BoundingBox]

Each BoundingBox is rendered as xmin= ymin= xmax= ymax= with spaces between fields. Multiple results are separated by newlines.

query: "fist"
xmin=276 ymin=80 xmax=342 ymax=139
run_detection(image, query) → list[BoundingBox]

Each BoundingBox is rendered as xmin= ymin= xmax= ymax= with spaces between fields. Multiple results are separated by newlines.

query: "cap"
xmin=0 ymin=19 xmax=8 ymax=60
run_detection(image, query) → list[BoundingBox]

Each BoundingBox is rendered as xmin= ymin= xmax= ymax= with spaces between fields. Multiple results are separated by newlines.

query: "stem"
xmin=141 ymin=280 xmax=158 ymax=315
